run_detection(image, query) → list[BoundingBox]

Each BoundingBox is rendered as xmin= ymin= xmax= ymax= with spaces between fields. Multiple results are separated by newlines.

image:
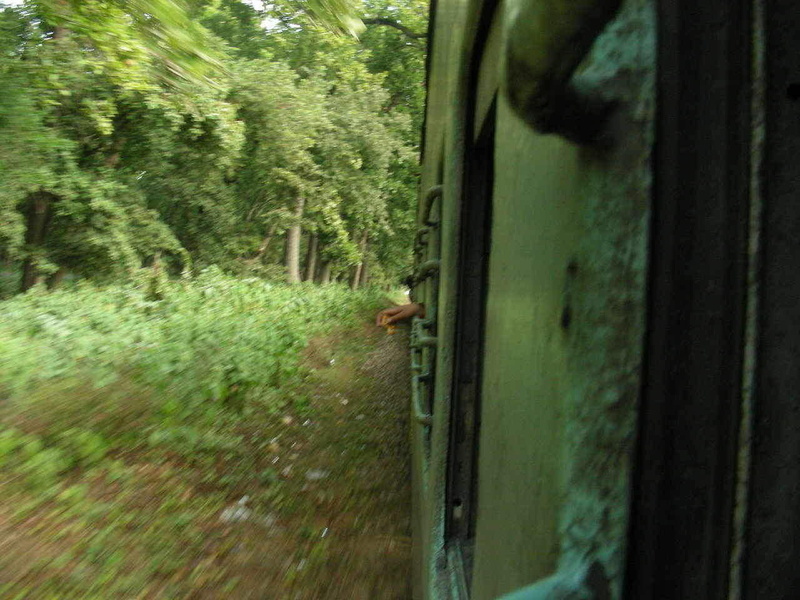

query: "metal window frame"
xmin=624 ymin=1 xmax=754 ymax=598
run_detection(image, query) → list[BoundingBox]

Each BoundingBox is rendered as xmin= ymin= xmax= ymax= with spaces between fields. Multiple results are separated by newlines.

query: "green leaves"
xmin=0 ymin=270 xmax=382 ymax=410
xmin=32 ymin=0 xmax=226 ymax=91
xmin=1 ymin=0 xmax=425 ymax=288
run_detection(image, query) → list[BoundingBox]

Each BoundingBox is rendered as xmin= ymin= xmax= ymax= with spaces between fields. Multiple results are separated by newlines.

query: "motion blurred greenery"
xmin=0 ymin=0 xmax=426 ymax=291
xmin=0 ymin=272 xmax=387 ymax=596
xmin=1 ymin=269 xmax=385 ymax=419
xmin=0 ymin=1 xmax=423 ymax=592
xmin=1 ymin=268 xmax=384 ymax=481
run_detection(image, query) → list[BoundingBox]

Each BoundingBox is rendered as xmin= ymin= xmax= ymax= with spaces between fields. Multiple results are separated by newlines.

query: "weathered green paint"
xmin=412 ymin=0 xmax=655 ymax=599
xmin=471 ymin=98 xmax=582 ymax=597
xmin=412 ymin=0 xmax=478 ymax=596
xmin=495 ymin=561 xmax=608 ymax=599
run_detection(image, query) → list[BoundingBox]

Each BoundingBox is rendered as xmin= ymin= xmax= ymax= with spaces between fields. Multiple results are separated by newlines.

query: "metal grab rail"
xmin=416 ymin=259 xmax=440 ymax=278
xmin=409 ymin=185 xmax=441 ymax=430
xmin=414 ymin=226 xmax=430 ymax=253
xmin=408 ymin=259 xmax=440 ymax=288
xmin=410 ymin=317 xmax=434 ymax=426
xmin=412 ymin=373 xmax=433 ymax=426
xmin=414 ymin=185 xmax=441 ymax=259
xmin=410 ymin=316 xmax=437 ymax=347
xmin=411 ymin=334 xmax=438 ymax=348
xmin=422 ymin=185 xmax=443 ymax=226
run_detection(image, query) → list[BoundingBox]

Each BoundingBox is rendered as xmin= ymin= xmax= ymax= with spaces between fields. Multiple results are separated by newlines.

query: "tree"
xmin=31 ymin=0 xmax=225 ymax=90
xmin=230 ymin=58 xmax=327 ymax=282
xmin=0 ymin=2 xmax=231 ymax=289
xmin=200 ymin=0 xmax=272 ymax=60
xmin=0 ymin=0 xmax=427 ymax=290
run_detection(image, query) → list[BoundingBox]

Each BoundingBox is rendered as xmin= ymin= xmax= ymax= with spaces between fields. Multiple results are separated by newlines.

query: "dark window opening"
xmin=445 ymin=98 xmax=495 ymax=593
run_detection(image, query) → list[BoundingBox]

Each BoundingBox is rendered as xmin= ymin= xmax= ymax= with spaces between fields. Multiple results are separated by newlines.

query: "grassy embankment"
xmin=0 ymin=271 xmax=410 ymax=598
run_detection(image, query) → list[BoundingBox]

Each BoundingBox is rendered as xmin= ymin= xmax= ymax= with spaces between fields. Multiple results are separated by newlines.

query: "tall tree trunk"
xmin=254 ymin=222 xmax=278 ymax=262
xmin=351 ymin=230 xmax=369 ymax=290
xmin=304 ymin=233 xmax=318 ymax=281
xmin=105 ymin=136 xmax=126 ymax=168
xmin=20 ymin=192 xmax=53 ymax=292
xmin=53 ymin=25 xmax=69 ymax=40
xmin=358 ymin=235 xmax=370 ymax=287
xmin=349 ymin=266 xmax=358 ymax=290
xmin=285 ymin=196 xmax=305 ymax=284
xmin=319 ymin=262 xmax=331 ymax=285
xmin=47 ymin=267 xmax=66 ymax=290
xmin=359 ymin=252 xmax=370 ymax=287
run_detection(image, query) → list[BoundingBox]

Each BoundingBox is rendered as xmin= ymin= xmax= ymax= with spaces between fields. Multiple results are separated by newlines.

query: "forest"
xmin=0 ymin=0 xmax=426 ymax=293
xmin=0 ymin=1 xmax=425 ymax=596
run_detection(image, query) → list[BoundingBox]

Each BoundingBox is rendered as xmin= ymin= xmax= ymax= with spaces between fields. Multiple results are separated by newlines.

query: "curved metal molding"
xmin=496 ymin=561 xmax=611 ymax=600
xmin=504 ymin=0 xmax=622 ymax=143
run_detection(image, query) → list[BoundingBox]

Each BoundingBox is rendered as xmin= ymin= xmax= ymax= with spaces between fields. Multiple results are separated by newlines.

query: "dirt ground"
xmin=211 ymin=323 xmax=413 ymax=600
xmin=0 ymin=320 xmax=412 ymax=599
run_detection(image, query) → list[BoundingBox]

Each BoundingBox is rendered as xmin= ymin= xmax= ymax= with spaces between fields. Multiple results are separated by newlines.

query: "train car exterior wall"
xmin=413 ymin=0 xmax=800 ymax=597
xmin=413 ymin=0 xmax=655 ymax=598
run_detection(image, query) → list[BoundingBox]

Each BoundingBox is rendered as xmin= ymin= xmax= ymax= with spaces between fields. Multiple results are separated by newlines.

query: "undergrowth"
xmin=1 ymin=267 xmax=383 ymax=479
xmin=0 ymin=269 xmax=385 ymax=597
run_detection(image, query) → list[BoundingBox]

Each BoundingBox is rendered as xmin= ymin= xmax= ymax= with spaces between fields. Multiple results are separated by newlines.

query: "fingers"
xmin=384 ymin=304 xmax=414 ymax=325
xmin=376 ymin=306 xmax=401 ymax=326
xmin=376 ymin=303 xmax=424 ymax=326
xmin=384 ymin=312 xmax=403 ymax=325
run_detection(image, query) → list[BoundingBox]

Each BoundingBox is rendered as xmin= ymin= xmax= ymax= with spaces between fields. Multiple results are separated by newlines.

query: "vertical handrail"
xmin=410 ymin=317 xmax=434 ymax=426
xmin=410 ymin=184 xmax=442 ymax=431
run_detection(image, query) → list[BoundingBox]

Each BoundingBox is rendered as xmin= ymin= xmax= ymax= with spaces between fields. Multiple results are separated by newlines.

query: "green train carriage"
xmin=408 ymin=0 xmax=800 ymax=598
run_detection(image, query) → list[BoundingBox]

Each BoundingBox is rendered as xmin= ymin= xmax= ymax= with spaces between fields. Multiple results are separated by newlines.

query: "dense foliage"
xmin=0 ymin=0 xmax=427 ymax=292
xmin=0 ymin=270 xmax=383 ymax=410
xmin=0 ymin=273 xmax=387 ymax=596
xmin=0 ymin=2 xmax=423 ymax=593
xmin=0 ymin=271 xmax=384 ymax=478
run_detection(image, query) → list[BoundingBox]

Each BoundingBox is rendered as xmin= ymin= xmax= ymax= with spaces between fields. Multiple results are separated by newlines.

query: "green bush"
xmin=1 ymin=269 xmax=381 ymax=401
xmin=0 ymin=269 xmax=383 ymax=486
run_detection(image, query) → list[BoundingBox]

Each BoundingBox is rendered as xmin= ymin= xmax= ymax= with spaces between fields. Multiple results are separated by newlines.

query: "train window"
xmin=445 ymin=98 xmax=495 ymax=591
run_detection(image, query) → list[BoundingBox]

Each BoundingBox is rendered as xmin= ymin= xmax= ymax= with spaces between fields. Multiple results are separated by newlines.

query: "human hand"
xmin=375 ymin=303 xmax=425 ymax=327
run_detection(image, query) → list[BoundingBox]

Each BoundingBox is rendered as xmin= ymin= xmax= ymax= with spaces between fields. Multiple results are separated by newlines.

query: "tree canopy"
xmin=0 ymin=0 xmax=427 ymax=292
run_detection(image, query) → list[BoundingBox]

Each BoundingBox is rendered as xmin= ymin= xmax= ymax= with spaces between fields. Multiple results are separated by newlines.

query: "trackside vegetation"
xmin=1 ymin=270 xmax=384 ymax=408
xmin=0 ymin=273 xmax=389 ymax=596
xmin=0 ymin=0 xmax=424 ymax=594
xmin=1 ymin=272 xmax=384 ymax=483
